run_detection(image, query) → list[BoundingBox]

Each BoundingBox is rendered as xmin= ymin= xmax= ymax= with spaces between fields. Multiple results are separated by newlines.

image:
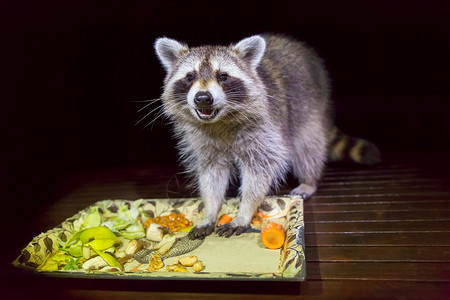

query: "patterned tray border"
xmin=13 ymin=196 xmax=305 ymax=281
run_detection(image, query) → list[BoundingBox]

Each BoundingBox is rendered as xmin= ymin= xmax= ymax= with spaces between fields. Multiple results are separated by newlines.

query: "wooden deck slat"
xmin=321 ymin=172 xmax=440 ymax=182
xmin=305 ymin=246 xmax=450 ymax=262
xmin=312 ymin=191 xmax=450 ymax=198
xmin=303 ymin=194 xmax=450 ymax=205
xmin=305 ymin=220 xmax=450 ymax=233
xmin=304 ymin=210 xmax=450 ymax=222
xmin=305 ymin=232 xmax=450 ymax=246
xmin=304 ymin=201 xmax=450 ymax=212
xmin=319 ymin=177 xmax=447 ymax=186
xmin=306 ymin=262 xmax=450 ymax=281
xmin=322 ymin=167 xmax=423 ymax=176
xmin=34 ymin=281 xmax=450 ymax=299
xmin=317 ymin=185 xmax=445 ymax=193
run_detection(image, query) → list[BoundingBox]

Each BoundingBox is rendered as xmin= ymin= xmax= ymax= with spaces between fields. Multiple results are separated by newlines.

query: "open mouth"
xmin=195 ymin=108 xmax=219 ymax=120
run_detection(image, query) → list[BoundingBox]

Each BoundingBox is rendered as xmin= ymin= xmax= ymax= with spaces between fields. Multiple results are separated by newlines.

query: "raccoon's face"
xmin=155 ymin=36 xmax=266 ymax=124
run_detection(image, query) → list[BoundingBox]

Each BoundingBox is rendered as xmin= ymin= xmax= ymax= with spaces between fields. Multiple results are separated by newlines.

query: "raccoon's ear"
xmin=154 ymin=37 xmax=188 ymax=72
xmin=232 ymin=35 xmax=266 ymax=69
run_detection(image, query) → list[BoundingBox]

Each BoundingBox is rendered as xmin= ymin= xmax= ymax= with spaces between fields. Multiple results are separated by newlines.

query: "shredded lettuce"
xmin=73 ymin=206 xmax=102 ymax=231
xmin=101 ymin=200 xmax=145 ymax=239
xmin=120 ymin=222 xmax=146 ymax=240
xmin=81 ymin=206 xmax=101 ymax=230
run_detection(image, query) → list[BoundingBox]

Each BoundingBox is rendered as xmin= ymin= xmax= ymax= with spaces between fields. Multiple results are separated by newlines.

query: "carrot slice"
xmin=261 ymin=222 xmax=285 ymax=249
xmin=218 ymin=214 xmax=233 ymax=226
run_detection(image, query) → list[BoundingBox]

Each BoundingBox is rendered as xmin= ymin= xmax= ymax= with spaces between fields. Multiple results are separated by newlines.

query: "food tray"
xmin=13 ymin=196 xmax=305 ymax=281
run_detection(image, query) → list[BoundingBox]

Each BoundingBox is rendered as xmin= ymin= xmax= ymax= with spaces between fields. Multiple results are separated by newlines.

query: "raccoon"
xmin=154 ymin=34 xmax=380 ymax=239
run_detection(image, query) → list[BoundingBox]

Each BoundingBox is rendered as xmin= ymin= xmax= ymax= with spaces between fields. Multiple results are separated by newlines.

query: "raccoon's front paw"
xmin=188 ymin=223 xmax=215 ymax=240
xmin=216 ymin=222 xmax=250 ymax=238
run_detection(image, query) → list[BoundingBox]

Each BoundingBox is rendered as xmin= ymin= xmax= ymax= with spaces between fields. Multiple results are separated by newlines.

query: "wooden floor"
xmin=13 ymin=156 xmax=450 ymax=298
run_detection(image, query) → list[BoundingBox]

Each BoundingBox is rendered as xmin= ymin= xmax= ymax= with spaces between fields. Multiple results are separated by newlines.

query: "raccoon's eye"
xmin=185 ymin=72 xmax=195 ymax=83
xmin=217 ymin=72 xmax=229 ymax=83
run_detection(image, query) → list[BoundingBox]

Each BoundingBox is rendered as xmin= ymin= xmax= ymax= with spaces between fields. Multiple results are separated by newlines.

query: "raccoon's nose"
xmin=194 ymin=91 xmax=213 ymax=106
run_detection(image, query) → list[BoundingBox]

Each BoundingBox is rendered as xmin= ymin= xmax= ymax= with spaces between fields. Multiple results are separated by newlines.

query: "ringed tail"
xmin=328 ymin=127 xmax=382 ymax=165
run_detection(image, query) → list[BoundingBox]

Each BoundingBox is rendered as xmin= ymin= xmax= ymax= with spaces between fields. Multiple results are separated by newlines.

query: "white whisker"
xmin=137 ymin=100 xmax=159 ymax=113
xmin=128 ymin=98 xmax=161 ymax=103
xmin=135 ymin=103 xmax=165 ymax=126
xmin=140 ymin=100 xmax=183 ymax=131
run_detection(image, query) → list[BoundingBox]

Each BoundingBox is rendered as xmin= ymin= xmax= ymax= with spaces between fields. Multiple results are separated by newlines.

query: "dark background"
xmin=1 ymin=0 xmax=449 ymax=256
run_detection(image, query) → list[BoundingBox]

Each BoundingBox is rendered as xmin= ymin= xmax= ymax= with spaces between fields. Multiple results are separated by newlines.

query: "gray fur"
xmin=155 ymin=34 xmax=332 ymax=238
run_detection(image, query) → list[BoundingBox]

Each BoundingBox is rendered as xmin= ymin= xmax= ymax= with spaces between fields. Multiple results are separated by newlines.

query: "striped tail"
xmin=328 ymin=127 xmax=382 ymax=165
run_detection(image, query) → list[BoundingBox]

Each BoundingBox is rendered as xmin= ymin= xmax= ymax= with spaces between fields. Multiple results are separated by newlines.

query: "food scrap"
xmin=261 ymin=222 xmax=285 ymax=250
xmin=251 ymin=211 xmax=265 ymax=225
xmin=147 ymin=253 xmax=164 ymax=271
xmin=166 ymin=255 xmax=204 ymax=273
xmin=144 ymin=212 xmax=192 ymax=232
xmin=217 ymin=214 xmax=233 ymax=226
xmin=192 ymin=261 xmax=204 ymax=272
xmin=178 ymin=255 xmax=198 ymax=266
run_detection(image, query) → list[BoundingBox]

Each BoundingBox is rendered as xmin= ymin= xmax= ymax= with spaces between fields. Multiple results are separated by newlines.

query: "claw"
xmin=234 ymin=226 xmax=248 ymax=236
xmin=188 ymin=224 xmax=215 ymax=240
xmin=216 ymin=223 xmax=250 ymax=237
